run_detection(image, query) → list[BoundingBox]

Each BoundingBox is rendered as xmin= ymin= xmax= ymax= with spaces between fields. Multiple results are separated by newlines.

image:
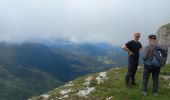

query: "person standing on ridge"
xmin=142 ymin=35 xmax=168 ymax=96
xmin=122 ymin=33 xmax=142 ymax=86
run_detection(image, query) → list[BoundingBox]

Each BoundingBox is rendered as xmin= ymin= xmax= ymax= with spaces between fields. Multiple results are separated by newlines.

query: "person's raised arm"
xmin=122 ymin=45 xmax=134 ymax=56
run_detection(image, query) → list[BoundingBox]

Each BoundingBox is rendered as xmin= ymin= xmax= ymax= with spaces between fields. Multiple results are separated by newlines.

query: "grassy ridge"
xmin=32 ymin=64 xmax=170 ymax=100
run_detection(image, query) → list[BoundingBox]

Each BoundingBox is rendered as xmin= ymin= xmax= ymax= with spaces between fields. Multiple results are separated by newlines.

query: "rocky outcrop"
xmin=157 ymin=23 xmax=170 ymax=63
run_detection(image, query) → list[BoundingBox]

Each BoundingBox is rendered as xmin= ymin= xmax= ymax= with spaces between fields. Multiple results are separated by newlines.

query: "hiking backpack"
xmin=144 ymin=46 xmax=168 ymax=67
xmin=152 ymin=47 xmax=168 ymax=67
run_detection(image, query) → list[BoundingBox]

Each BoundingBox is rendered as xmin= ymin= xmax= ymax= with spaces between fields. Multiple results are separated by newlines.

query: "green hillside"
xmin=31 ymin=64 xmax=170 ymax=100
xmin=0 ymin=65 xmax=63 ymax=100
xmin=0 ymin=43 xmax=127 ymax=100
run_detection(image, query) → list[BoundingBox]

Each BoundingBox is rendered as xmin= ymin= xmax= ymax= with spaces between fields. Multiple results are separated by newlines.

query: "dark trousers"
xmin=142 ymin=65 xmax=160 ymax=93
xmin=125 ymin=57 xmax=139 ymax=84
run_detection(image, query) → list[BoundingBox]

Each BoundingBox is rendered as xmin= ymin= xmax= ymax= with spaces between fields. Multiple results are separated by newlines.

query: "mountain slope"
xmin=50 ymin=43 xmax=127 ymax=67
xmin=0 ymin=43 xmax=126 ymax=83
xmin=32 ymin=64 xmax=170 ymax=100
xmin=0 ymin=65 xmax=63 ymax=100
xmin=0 ymin=43 xmax=76 ymax=82
xmin=0 ymin=42 xmax=127 ymax=100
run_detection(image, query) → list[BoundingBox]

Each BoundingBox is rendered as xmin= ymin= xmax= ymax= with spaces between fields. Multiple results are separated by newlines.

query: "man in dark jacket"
xmin=122 ymin=33 xmax=142 ymax=86
xmin=142 ymin=35 xmax=168 ymax=96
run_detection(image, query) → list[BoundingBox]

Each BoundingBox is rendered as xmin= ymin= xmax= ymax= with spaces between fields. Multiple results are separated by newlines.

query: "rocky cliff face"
xmin=157 ymin=23 xmax=170 ymax=63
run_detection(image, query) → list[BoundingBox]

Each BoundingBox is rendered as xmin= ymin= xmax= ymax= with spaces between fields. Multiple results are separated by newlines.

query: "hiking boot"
xmin=131 ymin=82 xmax=137 ymax=86
xmin=153 ymin=92 xmax=158 ymax=96
xmin=143 ymin=92 xmax=147 ymax=96
xmin=126 ymin=81 xmax=134 ymax=88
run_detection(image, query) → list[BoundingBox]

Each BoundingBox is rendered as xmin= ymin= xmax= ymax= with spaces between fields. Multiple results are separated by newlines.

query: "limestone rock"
xmin=157 ymin=23 xmax=170 ymax=63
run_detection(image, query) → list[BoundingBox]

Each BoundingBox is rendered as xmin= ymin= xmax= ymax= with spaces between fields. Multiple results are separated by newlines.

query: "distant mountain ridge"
xmin=0 ymin=42 xmax=127 ymax=100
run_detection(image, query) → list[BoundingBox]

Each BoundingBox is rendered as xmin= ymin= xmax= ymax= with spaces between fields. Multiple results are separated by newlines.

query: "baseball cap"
xmin=148 ymin=35 xmax=156 ymax=40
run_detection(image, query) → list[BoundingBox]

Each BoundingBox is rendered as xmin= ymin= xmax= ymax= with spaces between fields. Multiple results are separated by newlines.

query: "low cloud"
xmin=0 ymin=0 xmax=170 ymax=45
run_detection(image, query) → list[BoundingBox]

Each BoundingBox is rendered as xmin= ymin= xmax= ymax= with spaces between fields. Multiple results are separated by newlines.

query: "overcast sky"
xmin=0 ymin=0 xmax=170 ymax=45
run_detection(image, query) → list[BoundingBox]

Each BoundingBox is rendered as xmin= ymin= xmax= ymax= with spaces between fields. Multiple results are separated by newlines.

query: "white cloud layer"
xmin=0 ymin=0 xmax=170 ymax=45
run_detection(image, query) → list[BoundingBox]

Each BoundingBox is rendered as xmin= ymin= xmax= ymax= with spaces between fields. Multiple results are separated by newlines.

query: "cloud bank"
xmin=0 ymin=0 xmax=170 ymax=45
